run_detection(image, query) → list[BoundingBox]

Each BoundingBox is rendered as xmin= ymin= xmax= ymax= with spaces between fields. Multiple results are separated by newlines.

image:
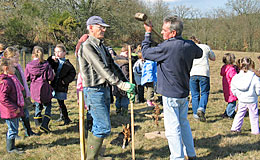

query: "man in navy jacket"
xmin=142 ymin=16 xmax=202 ymax=160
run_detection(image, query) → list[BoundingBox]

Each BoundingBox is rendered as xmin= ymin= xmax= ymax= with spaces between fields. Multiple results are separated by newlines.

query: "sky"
xmin=145 ymin=0 xmax=229 ymax=13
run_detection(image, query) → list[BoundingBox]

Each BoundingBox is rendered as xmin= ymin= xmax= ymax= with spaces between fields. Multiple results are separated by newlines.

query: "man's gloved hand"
xmin=117 ymin=82 xmax=136 ymax=94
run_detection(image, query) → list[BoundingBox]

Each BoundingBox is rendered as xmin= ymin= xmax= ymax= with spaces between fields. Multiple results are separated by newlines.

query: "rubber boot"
xmin=121 ymin=108 xmax=128 ymax=116
xmin=6 ymin=138 xmax=24 ymax=154
xmin=40 ymin=115 xmax=51 ymax=133
xmin=61 ymin=105 xmax=72 ymax=125
xmin=34 ymin=117 xmax=42 ymax=127
xmin=56 ymin=108 xmax=64 ymax=122
xmin=21 ymin=117 xmax=36 ymax=136
xmin=86 ymin=131 xmax=104 ymax=160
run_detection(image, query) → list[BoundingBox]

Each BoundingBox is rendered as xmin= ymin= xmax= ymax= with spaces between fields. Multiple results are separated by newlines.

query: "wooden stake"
xmin=128 ymin=45 xmax=135 ymax=160
xmin=79 ymin=91 xmax=86 ymax=160
xmin=23 ymin=50 xmax=26 ymax=69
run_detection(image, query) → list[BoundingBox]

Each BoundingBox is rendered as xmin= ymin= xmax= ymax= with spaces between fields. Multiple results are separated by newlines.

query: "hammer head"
xmin=135 ymin=12 xmax=147 ymax=22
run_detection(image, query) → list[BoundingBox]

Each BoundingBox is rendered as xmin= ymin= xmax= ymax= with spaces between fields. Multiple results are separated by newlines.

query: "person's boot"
xmin=121 ymin=108 xmax=128 ymax=116
xmin=40 ymin=115 xmax=51 ymax=133
xmin=61 ymin=105 xmax=72 ymax=125
xmin=6 ymin=138 xmax=24 ymax=154
xmin=116 ymin=108 xmax=121 ymax=115
xmin=34 ymin=116 xmax=42 ymax=127
xmin=21 ymin=117 xmax=37 ymax=136
xmin=86 ymin=131 xmax=104 ymax=160
xmin=56 ymin=108 xmax=64 ymax=122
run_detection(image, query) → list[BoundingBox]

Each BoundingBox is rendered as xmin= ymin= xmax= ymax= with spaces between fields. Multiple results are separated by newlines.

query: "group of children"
xmin=112 ymin=45 xmax=158 ymax=116
xmin=1 ymin=40 xmax=259 ymax=155
xmin=221 ymin=53 xmax=260 ymax=135
xmin=0 ymin=44 xmax=76 ymax=153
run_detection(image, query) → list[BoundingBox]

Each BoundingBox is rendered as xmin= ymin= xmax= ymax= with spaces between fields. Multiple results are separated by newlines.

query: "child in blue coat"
xmin=141 ymin=60 xmax=157 ymax=107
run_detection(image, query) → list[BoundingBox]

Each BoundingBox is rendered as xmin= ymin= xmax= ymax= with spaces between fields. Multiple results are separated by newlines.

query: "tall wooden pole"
xmin=23 ymin=50 xmax=26 ymax=69
xmin=128 ymin=45 xmax=135 ymax=160
xmin=79 ymin=91 xmax=86 ymax=160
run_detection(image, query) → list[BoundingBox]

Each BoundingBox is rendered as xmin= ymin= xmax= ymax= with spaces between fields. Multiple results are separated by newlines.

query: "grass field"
xmin=1 ymin=50 xmax=260 ymax=160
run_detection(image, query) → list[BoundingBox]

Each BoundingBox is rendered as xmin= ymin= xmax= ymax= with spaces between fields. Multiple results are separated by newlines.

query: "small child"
xmin=47 ymin=44 xmax=76 ymax=125
xmin=113 ymin=51 xmax=129 ymax=116
xmin=230 ymin=57 xmax=260 ymax=134
xmin=3 ymin=47 xmax=36 ymax=137
xmin=220 ymin=53 xmax=238 ymax=118
xmin=133 ymin=51 xmax=145 ymax=103
xmin=0 ymin=58 xmax=24 ymax=154
xmin=25 ymin=46 xmax=54 ymax=133
xmin=141 ymin=60 xmax=157 ymax=107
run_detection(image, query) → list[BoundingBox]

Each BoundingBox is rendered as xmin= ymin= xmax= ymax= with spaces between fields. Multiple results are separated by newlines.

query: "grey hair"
xmin=163 ymin=16 xmax=183 ymax=36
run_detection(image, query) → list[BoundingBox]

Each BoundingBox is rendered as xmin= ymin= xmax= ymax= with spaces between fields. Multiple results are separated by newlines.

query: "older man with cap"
xmin=78 ymin=16 xmax=135 ymax=159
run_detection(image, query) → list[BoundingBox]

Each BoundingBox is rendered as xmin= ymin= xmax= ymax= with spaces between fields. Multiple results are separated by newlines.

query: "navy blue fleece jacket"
xmin=142 ymin=33 xmax=203 ymax=98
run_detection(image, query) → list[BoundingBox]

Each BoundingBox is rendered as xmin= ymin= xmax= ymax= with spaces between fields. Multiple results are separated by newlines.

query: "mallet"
xmin=135 ymin=12 xmax=163 ymax=40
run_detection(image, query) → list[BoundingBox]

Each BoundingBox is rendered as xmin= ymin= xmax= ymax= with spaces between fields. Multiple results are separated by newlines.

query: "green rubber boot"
xmin=86 ymin=131 xmax=104 ymax=160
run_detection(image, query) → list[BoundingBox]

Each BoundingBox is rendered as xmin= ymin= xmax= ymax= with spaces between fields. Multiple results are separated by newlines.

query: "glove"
xmin=117 ymin=82 xmax=136 ymax=94
xmin=127 ymin=92 xmax=135 ymax=103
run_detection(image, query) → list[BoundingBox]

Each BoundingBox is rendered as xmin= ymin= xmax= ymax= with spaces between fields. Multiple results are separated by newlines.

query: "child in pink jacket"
xmin=0 ymin=58 xmax=24 ymax=154
xmin=220 ymin=53 xmax=238 ymax=118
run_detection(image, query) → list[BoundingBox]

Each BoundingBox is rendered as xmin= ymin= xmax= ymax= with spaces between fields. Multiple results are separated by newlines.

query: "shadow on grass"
xmin=196 ymin=133 xmax=260 ymax=159
xmin=108 ymin=145 xmax=169 ymax=160
xmin=211 ymin=89 xmax=223 ymax=94
xmin=22 ymin=137 xmax=80 ymax=150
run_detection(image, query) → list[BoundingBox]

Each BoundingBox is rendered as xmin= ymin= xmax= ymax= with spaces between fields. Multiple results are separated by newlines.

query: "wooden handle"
xmin=128 ymin=45 xmax=135 ymax=160
xmin=79 ymin=91 xmax=86 ymax=160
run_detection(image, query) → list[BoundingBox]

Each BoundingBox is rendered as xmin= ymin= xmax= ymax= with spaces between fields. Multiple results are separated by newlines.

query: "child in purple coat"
xmin=25 ymin=46 xmax=54 ymax=133
xmin=3 ymin=47 xmax=36 ymax=136
xmin=0 ymin=58 xmax=24 ymax=154
xmin=220 ymin=53 xmax=238 ymax=118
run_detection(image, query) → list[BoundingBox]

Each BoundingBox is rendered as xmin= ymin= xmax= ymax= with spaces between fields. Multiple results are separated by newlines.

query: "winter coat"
xmin=112 ymin=56 xmax=129 ymax=97
xmin=141 ymin=60 xmax=157 ymax=86
xmin=47 ymin=56 xmax=76 ymax=93
xmin=25 ymin=60 xmax=54 ymax=103
xmin=0 ymin=74 xmax=24 ymax=119
xmin=231 ymin=70 xmax=260 ymax=103
xmin=220 ymin=64 xmax=238 ymax=102
xmin=133 ymin=59 xmax=144 ymax=85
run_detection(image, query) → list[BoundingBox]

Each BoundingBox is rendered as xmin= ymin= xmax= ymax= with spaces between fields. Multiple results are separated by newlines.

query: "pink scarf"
xmin=9 ymin=74 xmax=24 ymax=107
xmin=15 ymin=64 xmax=30 ymax=97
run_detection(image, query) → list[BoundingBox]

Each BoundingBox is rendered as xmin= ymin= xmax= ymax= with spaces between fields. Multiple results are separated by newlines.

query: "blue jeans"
xmin=115 ymin=96 xmax=129 ymax=109
xmin=226 ymin=101 xmax=236 ymax=117
xmin=83 ymin=86 xmax=111 ymax=138
xmin=189 ymin=76 xmax=210 ymax=115
xmin=163 ymin=96 xmax=196 ymax=160
xmin=34 ymin=102 xmax=52 ymax=117
xmin=5 ymin=118 xmax=19 ymax=139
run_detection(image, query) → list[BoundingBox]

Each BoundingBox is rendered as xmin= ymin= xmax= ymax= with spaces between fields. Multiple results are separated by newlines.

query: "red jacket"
xmin=220 ymin=64 xmax=238 ymax=102
xmin=0 ymin=74 xmax=24 ymax=119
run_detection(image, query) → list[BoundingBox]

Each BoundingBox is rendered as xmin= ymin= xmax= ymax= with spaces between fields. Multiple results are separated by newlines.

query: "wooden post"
xmin=79 ymin=91 xmax=86 ymax=160
xmin=128 ymin=45 xmax=135 ymax=160
xmin=48 ymin=45 xmax=52 ymax=57
xmin=23 ymin=50 xmax=26 ymax=69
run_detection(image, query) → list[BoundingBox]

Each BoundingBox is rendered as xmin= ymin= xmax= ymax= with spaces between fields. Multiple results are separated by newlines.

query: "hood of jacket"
xmin=27 ymin=60 xmax=49 ymax=76
xmin=232 ymin=70 xmax=254 ymax=92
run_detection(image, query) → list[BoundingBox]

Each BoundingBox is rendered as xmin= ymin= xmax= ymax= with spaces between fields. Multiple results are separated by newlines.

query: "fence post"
xmin=23 ymin=50 xmax=26 ymax=69
xmin=48 ymin=45 xmax=52 ymax=57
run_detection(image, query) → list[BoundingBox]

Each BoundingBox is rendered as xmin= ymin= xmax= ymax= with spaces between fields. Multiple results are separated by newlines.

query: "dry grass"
xmin=1 ymin=50 xmax=260 ymax=160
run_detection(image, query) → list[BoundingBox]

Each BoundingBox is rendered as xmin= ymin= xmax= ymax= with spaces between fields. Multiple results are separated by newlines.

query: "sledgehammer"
xmin=135 ymin=12 xmax=163 ymax=40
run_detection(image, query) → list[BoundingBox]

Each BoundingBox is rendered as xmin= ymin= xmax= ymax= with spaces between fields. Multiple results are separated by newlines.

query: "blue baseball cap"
xmin=86 ymin=16 xmax=110 ymax=27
